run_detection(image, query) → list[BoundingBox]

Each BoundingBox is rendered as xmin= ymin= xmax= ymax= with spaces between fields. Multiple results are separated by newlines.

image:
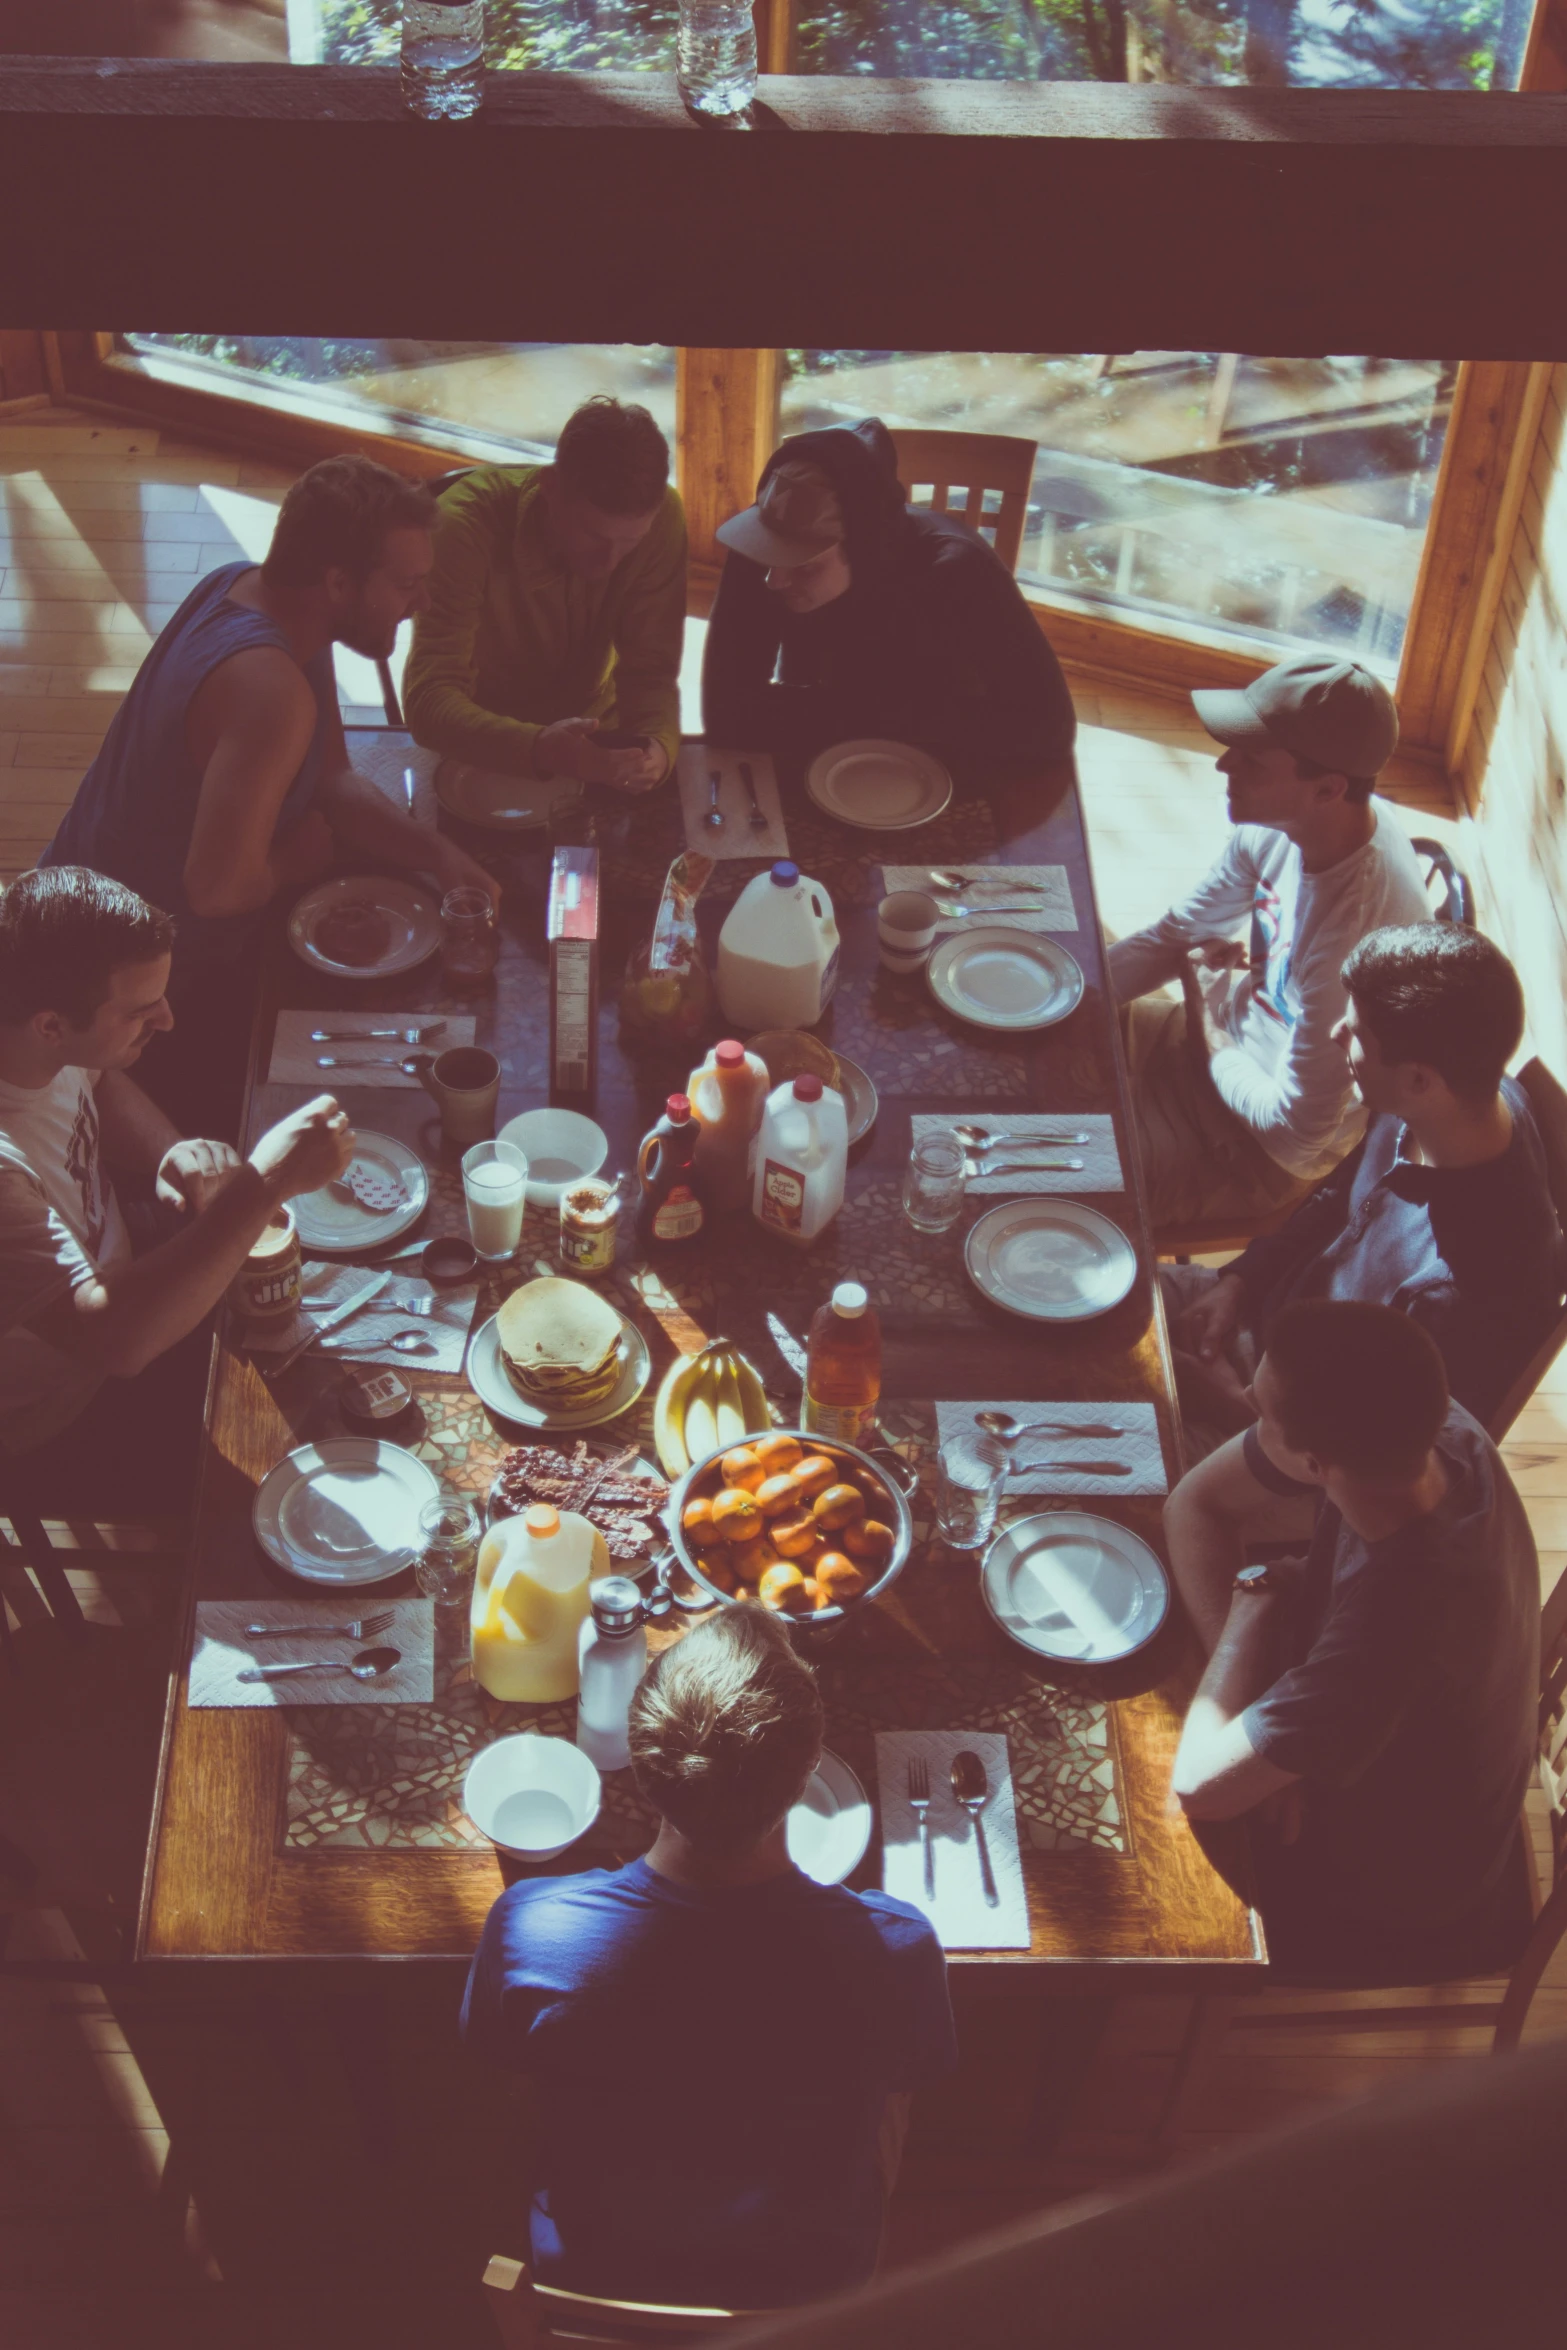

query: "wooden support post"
xmin=676 ymin=347 xmax=780 ymax=603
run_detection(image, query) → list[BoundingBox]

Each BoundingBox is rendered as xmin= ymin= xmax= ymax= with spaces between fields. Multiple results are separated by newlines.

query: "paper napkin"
xmin=881 ymin=863 xmax=1076 ymax=936
xmin=268 ymin=1011 xmax=474 ymax=1091
xmin=911 ymin=1111 xmax=1125 ymax=1196
xmin=678 ymin=745 xmax=790 ymax=859
xmin=876 ymin=1728 xmax=1030 ymax=1950
xmin=244 ymin=1263 xmax=479 ymax=1375
xmin=190 ymin=1599 xmax=435 ymax=1707
xmin=936 ymin=1398 xmax=1168 ymax=1497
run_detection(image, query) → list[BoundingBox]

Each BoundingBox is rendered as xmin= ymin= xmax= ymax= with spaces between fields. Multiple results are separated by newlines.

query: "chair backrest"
xmin=1407 ymin=835 xmax=1475 ymax=926
xmin=887 ymin=428 xmax=1038 ymax=575
xmin=484 ymin=2256 xmax=747 ymax=2346
xmin=1538 ymin=1569 xmax=1567 ymax=1890
xmin=1485 ymin=1056 xmax=1567 ymax=1439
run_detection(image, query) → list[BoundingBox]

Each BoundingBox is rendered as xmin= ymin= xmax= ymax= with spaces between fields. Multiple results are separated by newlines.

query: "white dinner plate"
xmin=927 ymin=928 xmax=1085 ymax=1032
xmin=292 ymin=1132 xmax=429 ymax=1254
xmin=982 ymin=1511 xmax=1169 ymax=1664
xmin=965 ymin=1199 xmax=1137 ymax=1323
xmin=288 ymin=874 xmax=442 ymax=979
xmin=834 ymin=1055 xmax=879 ymax=1146
xmin=436 ymin=761 xmax=584 ymax=835
xmin=786 ymin=1750 xmax=873 ymax=1885
xmin=252 ymin=1438 xmax=440 ymax=1586
xmin=804 ymin=739 xmax=953 ymax=830
xmin=467 ymin=1312 xmax=652 ymax=1431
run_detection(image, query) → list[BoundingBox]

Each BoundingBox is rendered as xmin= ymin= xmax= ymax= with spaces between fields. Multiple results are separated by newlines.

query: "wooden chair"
xmin=1486 ymin=1057 xmax=1567 ymax=1441
xmin=886 ymin=429 xmax=1038 ymax=575
xmin=483 ymin=2255 xmax=749 ymax=2346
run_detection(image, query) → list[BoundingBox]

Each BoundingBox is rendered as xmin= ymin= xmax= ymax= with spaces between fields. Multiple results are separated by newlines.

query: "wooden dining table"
xmin=137 ymin=735 xmax=1262 ymax=1983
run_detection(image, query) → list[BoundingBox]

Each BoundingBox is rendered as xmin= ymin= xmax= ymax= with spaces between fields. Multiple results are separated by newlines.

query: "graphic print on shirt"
xmin=63 ymin=1086 xmax=108 ymax=1256
xmin=1250 ymin=878 xmax=1297 ymax=1029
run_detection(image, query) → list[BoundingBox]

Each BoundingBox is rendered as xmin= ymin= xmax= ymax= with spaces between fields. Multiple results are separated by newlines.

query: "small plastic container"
xmin=752 ymin=1074 xmax=848 ymax=1246
xmin=716 ymin=861 xmax=840 ymax=1032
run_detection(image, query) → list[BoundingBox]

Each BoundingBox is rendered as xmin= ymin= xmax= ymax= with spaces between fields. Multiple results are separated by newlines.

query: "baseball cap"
xmin=716 ymin=460 xmax=845 ymax=569
xmin=1192 ymin=654 xmax=1399 ymax=779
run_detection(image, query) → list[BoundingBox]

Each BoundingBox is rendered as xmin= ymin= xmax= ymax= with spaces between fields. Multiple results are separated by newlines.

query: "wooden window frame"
xmin=15 ymin=61 xmax=1567 ymax=761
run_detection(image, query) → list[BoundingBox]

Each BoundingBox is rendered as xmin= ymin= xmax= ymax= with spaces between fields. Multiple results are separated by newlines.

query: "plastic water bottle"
xmin=401 ymin=0 xmax=485 ymax=121
xmin=677 ymin=0 xmax=758 ymax=122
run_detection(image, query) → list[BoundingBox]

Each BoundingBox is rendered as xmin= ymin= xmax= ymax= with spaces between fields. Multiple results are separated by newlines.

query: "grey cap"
xmin=590 ymin=1575 xmax=644 ymax=1635
xmin=716 ymin=459 xmax=846 ymax=568
xmin=1192 ymin=653 xmax=1400 ymax=779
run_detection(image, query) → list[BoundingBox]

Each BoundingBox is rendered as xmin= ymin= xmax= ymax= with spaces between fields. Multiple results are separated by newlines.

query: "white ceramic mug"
xmin=878 ymin=889 xmax=940 ymax=973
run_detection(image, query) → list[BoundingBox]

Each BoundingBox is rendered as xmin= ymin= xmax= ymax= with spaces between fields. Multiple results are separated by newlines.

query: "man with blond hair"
xmin=461 ymin=1609 xmax=955 ymax=2310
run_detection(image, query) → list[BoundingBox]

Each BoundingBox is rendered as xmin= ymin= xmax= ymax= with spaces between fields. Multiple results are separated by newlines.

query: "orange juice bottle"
xmin=803 ymin=1282 xmax=882 ymax=1448
xmin=688 ymin=1038 xmax=769 ymax=1214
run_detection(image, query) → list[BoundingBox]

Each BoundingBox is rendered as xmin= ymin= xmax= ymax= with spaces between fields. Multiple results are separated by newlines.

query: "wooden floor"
xmin=2 ymin=409 xmax=1564 ymax=2348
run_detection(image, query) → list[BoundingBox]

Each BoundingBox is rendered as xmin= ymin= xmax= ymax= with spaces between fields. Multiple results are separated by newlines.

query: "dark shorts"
xmin=1242 ymin=1424 xmax=1319 ymax=1502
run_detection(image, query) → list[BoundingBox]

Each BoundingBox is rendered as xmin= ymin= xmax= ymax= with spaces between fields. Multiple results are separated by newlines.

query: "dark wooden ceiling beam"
xmin=3 ymin=64 xmax=1566 ymax=355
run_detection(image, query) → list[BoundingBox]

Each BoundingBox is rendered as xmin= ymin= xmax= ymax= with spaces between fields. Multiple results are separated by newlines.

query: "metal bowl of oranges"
xmin=667 ymin=1430 xmax=914 ymax=1639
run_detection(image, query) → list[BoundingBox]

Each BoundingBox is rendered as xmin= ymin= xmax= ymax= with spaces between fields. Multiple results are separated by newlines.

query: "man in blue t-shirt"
xmin=1168 ymin=1300 xmax=1539 ymax=1981
xmin=460 ymin=1609 xmax=957 ymax=2311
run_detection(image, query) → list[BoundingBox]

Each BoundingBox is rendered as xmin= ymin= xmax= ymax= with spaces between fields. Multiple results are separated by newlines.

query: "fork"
xmin=244 ymin=1609 xmax=395 ymax=1642
xmin=310 ymin=1025 xmax=445 ymax=1045
xmin=316 ymin=1055 xmax=423 ymax=1074
xmin=963 ymin=1155 xmax=1086 ymax=1177
xmin=932 ymin=895 xmax=1048 ymax=920
xmin=309 ymin=1293 xmax=438 ymax=1318
xmin=929 ymin=868 xmax=1045 ymax=895
xmin=739 ymin=760 xmax=769 ymax=832
xmin=908 ymin=1755 xmax=935 ymax=1898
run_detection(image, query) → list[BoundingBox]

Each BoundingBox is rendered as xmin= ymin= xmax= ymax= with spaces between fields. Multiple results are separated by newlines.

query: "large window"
xmin=782 ymin=350 xmax=1453 ymax=668
xmin=312 ymin=1 xmax=675 ymax=66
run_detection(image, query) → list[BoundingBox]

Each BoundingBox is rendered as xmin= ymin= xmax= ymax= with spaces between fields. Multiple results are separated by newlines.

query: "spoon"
xmin=316 ymin=1055 xmax=422 ymax=1075
xmin=237 ymin=1645 xmax=402 ymax=1685
xmin=705 ymin=770 xmax=725 ymax=830
xmin=951 ymin=1122 xmax=1090 ymax=1149
xmin=929 ymin=869 xmax=1045 ymax=895
xmin=321 ymin=1328 xmax=435 ymax=1355
xmin=950 ymin=1749 xmax=1000 ymax=1907
xmin=977 ymin=1410 xmax=1127 ymax=1442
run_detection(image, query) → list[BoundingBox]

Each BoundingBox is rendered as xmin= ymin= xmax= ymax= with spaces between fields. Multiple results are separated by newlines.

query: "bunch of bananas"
xmin=653 ymin=1341 xmax=773 ymax=1477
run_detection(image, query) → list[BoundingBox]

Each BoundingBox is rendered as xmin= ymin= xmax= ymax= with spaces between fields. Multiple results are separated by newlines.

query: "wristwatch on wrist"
xmin=1234 ymin=1562 xmax=1273 ymax=1596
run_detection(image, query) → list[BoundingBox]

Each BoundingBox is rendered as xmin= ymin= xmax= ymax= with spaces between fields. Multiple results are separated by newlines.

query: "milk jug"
xmin=716 ymin=862 xmax=839 ymax=1031
xmin=470 ymin=1502 xmax=607 ymax=1703
xmin=752 ymin=1074 xmax=848 ymax=1245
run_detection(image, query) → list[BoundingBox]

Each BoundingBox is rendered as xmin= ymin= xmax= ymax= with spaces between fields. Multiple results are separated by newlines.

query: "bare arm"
xmin=26 ymin=1097 xmax=351 ymax=1380
xmin=1170 ymin=1588 xmax=1301 ymax=1821
xmin=182 ymin=649 xmax=331 ymax=918
xmin=315 ymin=761 xmax=501 ymax=915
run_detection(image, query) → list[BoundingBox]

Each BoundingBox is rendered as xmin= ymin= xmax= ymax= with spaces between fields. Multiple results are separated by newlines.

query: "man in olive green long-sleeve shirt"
xmin=404 ymin=397 xmax=685 ymax=794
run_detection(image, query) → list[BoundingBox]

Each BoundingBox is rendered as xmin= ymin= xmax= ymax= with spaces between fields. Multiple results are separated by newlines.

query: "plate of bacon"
xmin=489 ymin=1439 xmax=671 ymax=1570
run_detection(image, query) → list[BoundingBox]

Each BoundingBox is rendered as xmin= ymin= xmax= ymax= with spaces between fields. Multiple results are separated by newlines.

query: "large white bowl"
xmin=463 ymin=1733 xmax=602 ymax=1860
xmin=497 ymin=1107 xmax=610 ymax=1205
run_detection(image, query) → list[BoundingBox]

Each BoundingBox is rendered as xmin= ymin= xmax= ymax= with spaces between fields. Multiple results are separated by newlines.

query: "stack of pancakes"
xmin=497 ymin=1278 xmax=624 ymax=1413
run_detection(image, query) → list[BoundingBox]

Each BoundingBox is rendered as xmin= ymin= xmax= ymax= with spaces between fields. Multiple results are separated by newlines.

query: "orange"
xmin=752 ymin=1433 xmax=804 ymax=1478
xmin=727 ymin=1533 xmax=771 ymax=1586
xmin=681 ymin=1496 xmax=721 ymax=1549
xmin=720 ymin=1445 xmax=765 ymax=1492
xmin=770 ymin=1508 xmax=819 ymax=1559
xmin=814 ymin=1552 xmax=868 ymax=1605
xmin=711 ymin=1486 xmax=762 ymax=1544
xmin=755 ymin=1472 xmax=801 ymax=1520
xmin=842 ymin=1517 xmax=895 ymax=1568
xmin=699 ymin=1552 xmax=738 ymax=1594
xmin=812 ymin=1482 xmax=866 ymax=1532
xmin=758 ymin=1562 xmax=811 ymax=1614
xmin=791 ymin=1453 xmax=838 ymax=1502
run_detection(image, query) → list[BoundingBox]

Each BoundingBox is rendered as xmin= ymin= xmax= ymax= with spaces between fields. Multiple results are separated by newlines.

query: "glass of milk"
xmin=462 ymin=1140 xmax=528 ymax=1263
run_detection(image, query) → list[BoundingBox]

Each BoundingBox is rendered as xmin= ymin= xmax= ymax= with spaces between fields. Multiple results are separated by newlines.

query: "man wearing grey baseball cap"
xmin=1109 ymin=653 xmax=1433 ymax=1229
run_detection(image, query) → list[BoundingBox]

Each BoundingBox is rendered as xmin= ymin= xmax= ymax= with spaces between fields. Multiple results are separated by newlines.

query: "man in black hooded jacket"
xmin=701 ymin=419 xmax=1075 ymax=779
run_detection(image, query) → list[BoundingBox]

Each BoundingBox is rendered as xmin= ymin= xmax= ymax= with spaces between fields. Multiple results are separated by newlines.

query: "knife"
xmin=261 ymin=1271 xmax=393 ymax=1376
xmin=964 ymin=1156 xmax=1086 ymax=1176
xmin=1031 ymin=1460 xmax=1133 ymax=1477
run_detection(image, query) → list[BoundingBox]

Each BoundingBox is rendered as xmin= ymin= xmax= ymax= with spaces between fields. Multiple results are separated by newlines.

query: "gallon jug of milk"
xmin=716 ymin=862 xmax=839 ymax=1032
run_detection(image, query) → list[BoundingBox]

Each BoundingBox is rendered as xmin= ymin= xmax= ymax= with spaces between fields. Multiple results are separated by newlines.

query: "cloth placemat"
xmin=245 ymin=1263 xmax=479 ymax=1374
xmin=881 ymin=862 xmax=1076 ymax=935
xmin=190 ymin=1599 xmax=435 ymax=1707
xmin=677 ymin=745 xmax=789 ymax=859
xmin=268 ymin=1010 xmax=474 ymax=1090
xmin=936 ymin=1399 xmax=1168 ymax=1497
xmin=912 ymin=1112 xmax=1125 ymax=1196
xmin=876 ymin=1728 xmax=1029 ymax=1950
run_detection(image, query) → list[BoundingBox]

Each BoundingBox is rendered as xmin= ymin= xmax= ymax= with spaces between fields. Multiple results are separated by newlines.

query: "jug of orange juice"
xmin=470 ymin=1503 xmax=607 ymax=1703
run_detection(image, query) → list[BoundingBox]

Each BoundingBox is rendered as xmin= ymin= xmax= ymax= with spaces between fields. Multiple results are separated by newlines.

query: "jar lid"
xmin=832 ymin=1282 xmax=869 ymax=1317
xmin=792 ymin=1075 xmax=823 ymax=1103
xmin=590 ymin=1575 xmax=644 ymax=1634
xmin=770 ymin=861 xmax=800 ymax=887
xmin=340 ymin=1368 xmax=413 ymax=1430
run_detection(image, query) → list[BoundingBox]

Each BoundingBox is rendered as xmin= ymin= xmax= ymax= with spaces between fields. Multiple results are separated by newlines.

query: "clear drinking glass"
xmin=401 ymin=1 xmax=486 ymax=121
xmin=933 ymin=1435 xmax=1007 ymax=1551
xmin=462 ymin=1139 xmax=528 ymax=1263
xmin=901 ymin=1133 xmax=967 ymax=1233
xmin=415 ymin=1493 xmax=481 ymax=1607
xmin=440 ymin=884 xmax=499 ymax=990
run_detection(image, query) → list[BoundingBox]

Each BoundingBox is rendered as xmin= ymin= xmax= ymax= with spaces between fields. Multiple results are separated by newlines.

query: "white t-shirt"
xmin=1108 ymin=807 xmax=1433 ymax=1182
xmin=0 ymin=1067 xmax=132 ymax=1451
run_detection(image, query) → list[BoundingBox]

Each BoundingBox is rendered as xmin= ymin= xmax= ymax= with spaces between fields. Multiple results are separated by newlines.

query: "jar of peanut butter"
xmin=229 ymin=1207 xmax=303 ymax=1325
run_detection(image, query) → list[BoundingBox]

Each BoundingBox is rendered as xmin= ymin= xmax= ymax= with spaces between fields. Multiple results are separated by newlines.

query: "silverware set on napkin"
xmin=949 ymin=1119 xmax=1090 ymax=1178
xmin=908 ymin=1750 xmax=1000 ymax=1906
xmin=237 ymin=1611 xmax=402 ymax=1684
xmin=705 ymin=762 xmax=771 ymax=834
xmin=972 ymin=1407 xmax=1135 ymax=1478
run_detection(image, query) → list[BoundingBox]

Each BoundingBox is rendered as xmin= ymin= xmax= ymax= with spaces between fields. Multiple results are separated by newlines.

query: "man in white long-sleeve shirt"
xmin=1109 ymin=654 xmax=1432 ymax=1229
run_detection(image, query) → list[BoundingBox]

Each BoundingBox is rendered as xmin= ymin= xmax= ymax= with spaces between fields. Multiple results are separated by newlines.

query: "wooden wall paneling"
xmin=1522 ymin=0 xmax=1567 ymax=87
xmin=676 ymin=347 xmax=779 ymax=593
xmin=8 ymin=70 xmax=1567 ymax=355
xmin=1395 ymin=361 xmax=1552 ymax=758
xmin=0 ymin=327 xmax=49 ymax=408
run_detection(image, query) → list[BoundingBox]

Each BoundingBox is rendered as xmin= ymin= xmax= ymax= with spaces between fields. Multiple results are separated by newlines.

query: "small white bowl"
xmin=877 ymin=889 xmax=939 ymax=953
xmin=463 ymin=1733 xmax=602 ymax=1860
xmin=498 ymin=1107 xmax=609 ymax=1205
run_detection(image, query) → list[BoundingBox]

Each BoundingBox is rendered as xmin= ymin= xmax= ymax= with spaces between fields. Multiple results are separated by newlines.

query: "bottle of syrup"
xmin=637 ymin=1093 xmax=706 ymax=1245
xmin=803 ymin=1281 xmax=882 ymax=1447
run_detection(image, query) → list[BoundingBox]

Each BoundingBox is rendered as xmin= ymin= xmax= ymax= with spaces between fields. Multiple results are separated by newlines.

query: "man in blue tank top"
xmin=461 ymin=1608 xmax=957 ymax=2311
xmin=44 ymin=455 xmax=497 ymax=1135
